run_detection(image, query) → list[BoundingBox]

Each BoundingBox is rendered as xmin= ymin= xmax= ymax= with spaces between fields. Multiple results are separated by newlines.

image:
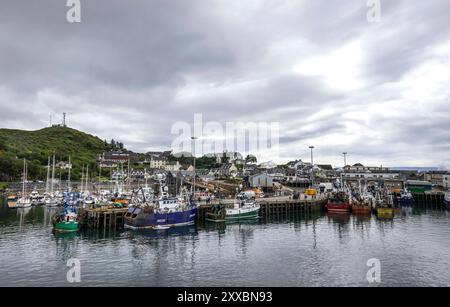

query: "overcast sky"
xmin=1 ymin=0 xmax=449 ymax=167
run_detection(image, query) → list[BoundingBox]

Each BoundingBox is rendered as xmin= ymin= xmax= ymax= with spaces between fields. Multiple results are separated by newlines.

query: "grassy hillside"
xmin=0 ymin=126 xmax=110 ymax=181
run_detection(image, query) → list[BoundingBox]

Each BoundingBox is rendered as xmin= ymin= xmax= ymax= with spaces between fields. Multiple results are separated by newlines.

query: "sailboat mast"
xmin=121 ymin=162 xmax=124 ymax=194
xmin=45 ymin=156 xmax=50 ymax=193
xmin=98 ymin=163 xmax=102 ymax=192
xmin=25 ymin=160 xmax=28 ymax=196
xmin=144 ymin=168 xmax=148 ymax=188
xmin=127 ymin=158 xmax=131 ymax=193
xmin=81 ymin=165 xmax=85 ymax=194
xmin=22 ymin=158 xmax=26 ymax=197
xmin=86 ymin=164 xmax=89 ymax=193
xmin=51 ymin=154 xmax=55 ymax=195
xmin=68 ymin=156 xmax=71 ymax=192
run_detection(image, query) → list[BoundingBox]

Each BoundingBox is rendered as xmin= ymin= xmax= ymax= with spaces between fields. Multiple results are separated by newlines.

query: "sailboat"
xmin=30 ymin=188 xmax=42 ymax=206
xmin=16 ymin=159 xmax=32 ymax=208
xmin=45 ymin=155 xmax=59 ymax=207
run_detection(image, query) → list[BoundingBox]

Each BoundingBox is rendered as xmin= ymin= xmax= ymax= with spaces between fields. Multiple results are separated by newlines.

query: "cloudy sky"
xmin=1 ymin=0 xmax=449 ymax=167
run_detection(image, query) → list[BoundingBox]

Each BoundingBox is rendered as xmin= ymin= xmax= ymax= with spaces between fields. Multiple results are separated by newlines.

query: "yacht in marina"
xmin=16 ymin=159 xmax=32 ymax=208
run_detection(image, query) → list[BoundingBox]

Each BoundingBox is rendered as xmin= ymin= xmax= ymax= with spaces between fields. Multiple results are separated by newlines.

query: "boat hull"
xmin=7 ymin=195 xmax=18 ymax=202
xmin=16 ymin=202 xmax=32 ymax=208
xmin=54 ymin=221 xmax=79 ymax=233
xmin=352 ymin=205 xmax=372 ymax=214
xmin=394 ymin=197 xmax=414 ymax=206
xmin=376 ymin=207 xmax=394 ymax=218
xmin=326 ymin=203 xmax=351 ymax=213
xmin=444 ymin=199 xmax=450 ymax=209
xmin=225 ymin=205 xmax=260 ymax=220
xmin=124 ymin=207 xmax=198 ymax=229
xmin=7 ymin=201 xmax=17 ymax=209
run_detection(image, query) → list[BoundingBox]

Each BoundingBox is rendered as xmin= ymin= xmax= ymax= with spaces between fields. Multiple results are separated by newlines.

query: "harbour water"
xmin=0 ymin=198 xmax=449 ymax=287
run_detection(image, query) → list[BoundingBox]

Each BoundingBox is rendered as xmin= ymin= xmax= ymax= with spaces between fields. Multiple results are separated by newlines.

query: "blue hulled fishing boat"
xmin=124 ymin=181 xmax=197 ymax=230
xmin=444 ymin=191 xmax=450 ymax=209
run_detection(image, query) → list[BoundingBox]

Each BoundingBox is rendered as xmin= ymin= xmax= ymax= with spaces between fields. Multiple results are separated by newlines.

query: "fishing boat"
xmin=351 ymin=183 xmax=374 ymax=214
xmin=326 ymin=191 xmax=351 ymax=213
xmin=374 ymin=191 xmax=394 ymax=218
xmin=124 ymin=182 xmax=198 ymax=230
xmin=205 ymin=204 xmax=227 ymax=222
xmin=393 ymin=189 xmax=414 ymax=206
xmin=53 ymin=193 xmax=79 ymax=233
xmin=376 ymin=206 xmax=394 ymax=218
xmin=224 ymin=192 xmax=260 ymax=221
xmin=205 ymin=193 xmax=261 ymax=222
xmin=352 ymin=200 xmax=372 ymax=214
xmin=444 ymin=191 xmax=450 ymax=209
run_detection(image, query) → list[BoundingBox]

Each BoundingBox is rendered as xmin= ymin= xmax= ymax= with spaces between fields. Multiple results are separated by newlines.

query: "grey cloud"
xmin=1 ymin=0 xmax=449 ymax=167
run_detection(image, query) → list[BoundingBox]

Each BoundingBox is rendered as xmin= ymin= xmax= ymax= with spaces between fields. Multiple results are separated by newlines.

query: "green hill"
xmin=0 ymin=126 xmax=112 ymax=181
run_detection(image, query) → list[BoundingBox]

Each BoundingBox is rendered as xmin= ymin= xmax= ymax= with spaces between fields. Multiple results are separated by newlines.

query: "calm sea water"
xmin=0 ymin=198 xmax=449 ymax=287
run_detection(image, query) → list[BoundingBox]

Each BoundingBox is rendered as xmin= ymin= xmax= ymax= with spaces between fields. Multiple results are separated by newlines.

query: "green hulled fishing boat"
xmin=53 ymin=192 xmax=79 ymax=233
xmin=225 ymin=192 xmax=260 ymax=221
xmin=205 ymin=192 xmax=260 ymax=222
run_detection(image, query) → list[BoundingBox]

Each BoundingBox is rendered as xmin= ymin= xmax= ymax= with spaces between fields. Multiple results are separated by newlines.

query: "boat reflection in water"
xmin=129 ymin=224 xmax=198 ymax=239
xmin=376 ymin=209 xmax=394 ymax=220
xmin=352 ymin=211 xmax=372 ymax=221
xmin=326 ymin=212 xmax=351 ymax=224
xmin=53 ymin=230 xmax=80 ymax=240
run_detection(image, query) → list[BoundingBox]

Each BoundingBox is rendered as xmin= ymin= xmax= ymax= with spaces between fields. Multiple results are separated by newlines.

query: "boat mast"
xmin=80 ymin=165 xmax=85 ymax=194
xmin=127 ymin=158 xmax=131 ymax=193
xmin=22 ymin=158 xmax=26 ymax=198
xmin=98 ymin=163 xmax=102 ymax=193
xmin=144 ymin=168 xmax=148 ymax=188
xmin=51 ymin=154 xmax=55 ymax=195
xmin=45 ymin=156 xmax=50 ymax=193
xmin=120 ymin=162 xmax=124 ymax=194
xmin=68 ymin=156 xmax=71 ymax=192
xmin=86 ymin=164 xmax=89 ymax=193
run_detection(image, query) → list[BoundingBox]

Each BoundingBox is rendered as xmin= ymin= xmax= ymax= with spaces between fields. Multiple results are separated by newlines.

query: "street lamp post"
xmin=342 ymin=152 xmax=348 ymax=167
xmin=191 ymin=136 xmax=198 ymax=196
xmin=309 ymin=146 xmax=314 ymax=165
xmin=309 ymin=146 xmax=315 ymax=186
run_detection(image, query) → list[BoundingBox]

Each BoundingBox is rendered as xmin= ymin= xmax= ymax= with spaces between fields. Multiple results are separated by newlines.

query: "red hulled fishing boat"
xmin=325 ymin=191 xmax=351 ymax=213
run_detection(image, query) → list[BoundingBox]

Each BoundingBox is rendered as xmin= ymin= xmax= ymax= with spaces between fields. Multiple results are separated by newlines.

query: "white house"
xmin=342 ymin=171 xmax=399 ymax=180
xmin=248 ymin=173 xmax=274 ymax=188
xmin=150 ymin=157 xmax=167 ymax=169
xmin=165 ymin=161 xmax=181 ymax=172
xmin=56 ymin=161 xmax=72 ymax=170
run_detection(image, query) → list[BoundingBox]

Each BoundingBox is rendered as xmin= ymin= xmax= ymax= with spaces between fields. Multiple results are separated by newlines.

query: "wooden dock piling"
xmin=79 ymin=207 xmax=128 ymax=229
xmin=198 ymin=198 xmax=326 ymax=221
